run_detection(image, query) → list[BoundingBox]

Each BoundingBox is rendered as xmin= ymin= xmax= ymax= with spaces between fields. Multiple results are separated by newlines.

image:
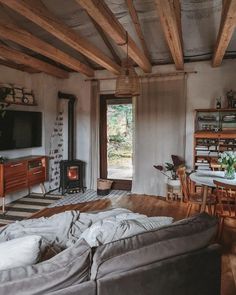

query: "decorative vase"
xmin=167 ymin=179 xmax=180 ymax=187
xmin=224 ymin=165 xmax=235 ymax=180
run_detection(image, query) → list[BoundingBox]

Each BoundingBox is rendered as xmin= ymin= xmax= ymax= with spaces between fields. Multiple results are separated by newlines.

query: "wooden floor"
xmin=32 ymin=194 xmax=236 ymax=295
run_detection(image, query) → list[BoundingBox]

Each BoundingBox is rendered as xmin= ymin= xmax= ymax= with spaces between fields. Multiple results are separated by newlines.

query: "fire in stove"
xmin=67 ymin=166 xmax=79 ymax=181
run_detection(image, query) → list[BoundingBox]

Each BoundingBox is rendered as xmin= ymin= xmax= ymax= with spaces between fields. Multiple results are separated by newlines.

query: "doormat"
xmin=0 ymin=194 xmax=62 ymax=226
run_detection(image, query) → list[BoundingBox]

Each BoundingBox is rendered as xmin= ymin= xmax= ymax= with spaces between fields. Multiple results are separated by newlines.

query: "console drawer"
xmin=4 ymin=162 xmax=27 ymax=178
xmin=28 ymin=167 xmax=46 ymax=186
xmin=5 ymin=175 xmax=28 ymax=193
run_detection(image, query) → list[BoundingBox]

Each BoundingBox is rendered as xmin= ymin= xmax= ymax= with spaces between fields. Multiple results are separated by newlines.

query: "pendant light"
xmin=115 ymin=32 xmax=140 ymax=97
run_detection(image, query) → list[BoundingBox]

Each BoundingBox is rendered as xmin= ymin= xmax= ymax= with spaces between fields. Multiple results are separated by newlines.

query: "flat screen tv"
xmin=0 ymin=110 xmax=42 ymax=151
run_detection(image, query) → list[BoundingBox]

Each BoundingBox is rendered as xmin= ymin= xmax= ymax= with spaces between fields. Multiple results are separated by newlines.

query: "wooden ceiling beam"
xmin=0 ymin=58 xmax=40 ymax=73
xmin=125 ymin=0 xmax=151 ymax=62
xmin=0 ymin=44 xmax=69 ymax=79
xmin=0 ymin=23 xmax=94 ymax=77
xmin=155 ymin=0 xmax=184 ymax=70
xmin=0 ymin=0 xmax=120 ymax=75
xmin=77 ymin=0 xmax=152 ymax=73
xmin=212 ymin=0 xmax=236 ymax=67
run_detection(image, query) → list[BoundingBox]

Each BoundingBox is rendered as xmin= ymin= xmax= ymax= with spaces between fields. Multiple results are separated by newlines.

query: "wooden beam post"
xmin=0 ymin=0 xmax=121 ymax=75
xmin=0 ymin=23 xmax=94 ymax=77
xmin=155 ymin=0 xmax=184 ymax=70
xmin=77 ymin=0 xmax=152 ymax=73
xmin=212 ymin=0 xmax=236 ymax=67
xmin=0 ymin=44 xmax=69 ymax=79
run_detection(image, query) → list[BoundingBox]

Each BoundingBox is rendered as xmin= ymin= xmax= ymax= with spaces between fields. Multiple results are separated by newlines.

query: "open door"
xmin=100 ymin=94 xmax=133 ymax=190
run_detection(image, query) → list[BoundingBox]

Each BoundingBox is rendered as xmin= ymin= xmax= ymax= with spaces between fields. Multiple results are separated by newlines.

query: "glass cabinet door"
xmin=220 ymin=111 xmax=236 ymax=131
xmin=196 ymin=111 xmax=220 ymax=132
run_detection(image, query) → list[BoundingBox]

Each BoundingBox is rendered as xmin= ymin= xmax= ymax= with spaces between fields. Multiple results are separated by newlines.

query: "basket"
xmin=97 ymin=179 xmax=113 ymax=196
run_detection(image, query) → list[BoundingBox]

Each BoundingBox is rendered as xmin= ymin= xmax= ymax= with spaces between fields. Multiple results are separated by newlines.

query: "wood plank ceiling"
xmin=0 ymin=0 xmax=235 ymax=78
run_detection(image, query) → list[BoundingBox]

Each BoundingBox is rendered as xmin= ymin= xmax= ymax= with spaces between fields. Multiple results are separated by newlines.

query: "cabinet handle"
xmin=10 ymin=163 xmax=23 ymax=168
xmin=33 ymin=171 xmax=42 ymax=175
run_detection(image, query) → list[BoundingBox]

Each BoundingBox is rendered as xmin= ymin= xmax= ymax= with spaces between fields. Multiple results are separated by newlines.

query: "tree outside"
xmin=107 ymin=103 xmax=133 ymax=179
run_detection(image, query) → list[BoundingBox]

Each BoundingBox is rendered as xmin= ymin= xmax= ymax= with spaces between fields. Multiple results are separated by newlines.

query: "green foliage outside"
xmin=107 ymin=104 xmax=133 ymax=165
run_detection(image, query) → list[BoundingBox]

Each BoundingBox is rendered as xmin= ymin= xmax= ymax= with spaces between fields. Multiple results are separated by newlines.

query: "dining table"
xmin=190 ymin=170 xmax=236 ymax=212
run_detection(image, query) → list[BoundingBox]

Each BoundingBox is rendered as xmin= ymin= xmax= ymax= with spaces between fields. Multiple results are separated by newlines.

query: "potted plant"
xmin=154 ymin=155 xmax=185 ymax=186
xmin=218 ymin=151 xmax=236 ymax=179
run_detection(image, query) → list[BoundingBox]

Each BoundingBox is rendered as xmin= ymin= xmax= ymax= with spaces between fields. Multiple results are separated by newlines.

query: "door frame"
xmin=99 ymin=94 xmax=132 ymax=190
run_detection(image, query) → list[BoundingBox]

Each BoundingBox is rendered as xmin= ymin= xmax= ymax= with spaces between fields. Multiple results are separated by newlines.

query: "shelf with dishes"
xmin=195 ymin=109 xmax=236 ymax=132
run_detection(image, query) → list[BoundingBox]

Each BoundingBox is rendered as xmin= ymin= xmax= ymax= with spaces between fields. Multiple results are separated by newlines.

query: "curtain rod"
xmin=85 ymin=70 xmax=197 ymax=81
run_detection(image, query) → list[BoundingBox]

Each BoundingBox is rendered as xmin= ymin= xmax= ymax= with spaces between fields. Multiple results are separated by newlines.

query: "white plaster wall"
xmin=0 ymin=66 xmax=36 ymax=159
xmin=1 ymin=58 xmax=236 ymax=203
xmin=0 ymin=65 xmax=91 ymax=203
xmin=0 ymin=66 xmax=60 ymax=203
xmin=59 ymin=73 xmax=92 ymax=188
xmin=96 ymin=58 xmax=236 ymax=170
xmin=184 ymin=60 xmax=236 ymax=168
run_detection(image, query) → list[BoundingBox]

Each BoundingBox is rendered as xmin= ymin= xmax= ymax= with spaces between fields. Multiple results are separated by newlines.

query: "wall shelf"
xmin=194 ymin=109 xmax=236 ymax=172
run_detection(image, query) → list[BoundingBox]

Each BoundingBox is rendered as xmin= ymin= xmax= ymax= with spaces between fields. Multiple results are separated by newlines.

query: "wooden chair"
xmin=213 ymin=180 xmax=236 ymax=240
xmin=210 ymin=163 xmax=222 ymax=171
xmin=177 ymin=167 xmax=216 ymax=217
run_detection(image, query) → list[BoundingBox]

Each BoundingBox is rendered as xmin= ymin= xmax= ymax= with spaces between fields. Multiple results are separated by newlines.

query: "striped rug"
xmin=0 ymin=194 xmax=62 ymax=226
xmin=48 ymin=189 xmax=130 ymax=208
xmin=0 ymin=189 xmax=130 ymax=226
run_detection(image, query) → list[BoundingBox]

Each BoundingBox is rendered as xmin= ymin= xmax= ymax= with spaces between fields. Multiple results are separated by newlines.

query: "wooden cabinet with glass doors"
xmin=194 ymin=109 xmax=236 ymax=171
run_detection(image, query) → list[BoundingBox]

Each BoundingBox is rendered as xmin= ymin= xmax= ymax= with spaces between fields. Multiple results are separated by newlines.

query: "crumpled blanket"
xmin=0 ymin=208 xmax=134 ymax=249
xmin=0 ymin=208 xmax=173 ymax=249
xmin=79 ymin=216 xmax=174 ymax=247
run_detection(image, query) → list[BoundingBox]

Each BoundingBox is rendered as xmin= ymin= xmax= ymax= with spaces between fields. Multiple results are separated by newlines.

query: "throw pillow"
xmin=0 ymin=235 xmax=41 ymax=271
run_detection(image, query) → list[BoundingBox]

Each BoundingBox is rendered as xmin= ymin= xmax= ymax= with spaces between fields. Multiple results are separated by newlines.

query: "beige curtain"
xmin=88 ymin=80 xmax=100 ymax=189
xmin=132 ymin=74 xmax=187 ymax=196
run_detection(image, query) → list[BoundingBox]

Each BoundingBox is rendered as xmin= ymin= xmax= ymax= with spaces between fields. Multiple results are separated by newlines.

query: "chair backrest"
xmin=213 ymin=180 xmax=236 ymax=217
xmin=210 ymin=163 xmax=222 ymax=171
xmin=177 ymin=167 xmax=189 ymax=201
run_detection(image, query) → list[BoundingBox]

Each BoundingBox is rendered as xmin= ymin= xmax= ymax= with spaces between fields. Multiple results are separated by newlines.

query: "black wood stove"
xmin=58 ymin=91 xmax=86 ymax=194
xmin=60 ymin=160 xmax=85 ymax=194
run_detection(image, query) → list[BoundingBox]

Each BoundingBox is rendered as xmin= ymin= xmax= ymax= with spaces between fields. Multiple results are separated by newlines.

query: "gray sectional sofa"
xmin=0 ymin=212 xmax=221 ymax=295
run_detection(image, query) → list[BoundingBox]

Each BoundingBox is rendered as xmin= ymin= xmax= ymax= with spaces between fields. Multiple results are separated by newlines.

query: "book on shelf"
xmin=196 ymin=166 xmax=211 ymax=171
xmin=196 ymin=151 xmax=209 ymax=156
xmin=209 ymin=152 xmax=218 ymax=157
xmin=196 ymin=159 xmax=208 ymax=163
xmin=209 ymin=145 xmax=217 ymax=151
xmin=195 ymin=162 xmax=210 ymax=166
xmin=195 ymin=145 xmax=208 ymax=150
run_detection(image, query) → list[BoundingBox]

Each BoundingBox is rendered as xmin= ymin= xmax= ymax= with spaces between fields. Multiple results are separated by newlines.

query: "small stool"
xmin=166 ymin=183 xmax=183 ymax=202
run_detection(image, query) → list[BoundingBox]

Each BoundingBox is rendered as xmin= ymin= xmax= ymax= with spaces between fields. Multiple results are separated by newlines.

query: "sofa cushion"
xmin=91 ymin=213 xmax=218 ymax=279
xmin=0 ymin=235 xmax=41 ymax=270
xmin=0 ymin=239 xmax=92 ymax=295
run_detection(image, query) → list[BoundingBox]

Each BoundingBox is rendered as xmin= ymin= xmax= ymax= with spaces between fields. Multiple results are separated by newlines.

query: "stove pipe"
xmin=58 ymin=91 xmax=76 ymax=161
